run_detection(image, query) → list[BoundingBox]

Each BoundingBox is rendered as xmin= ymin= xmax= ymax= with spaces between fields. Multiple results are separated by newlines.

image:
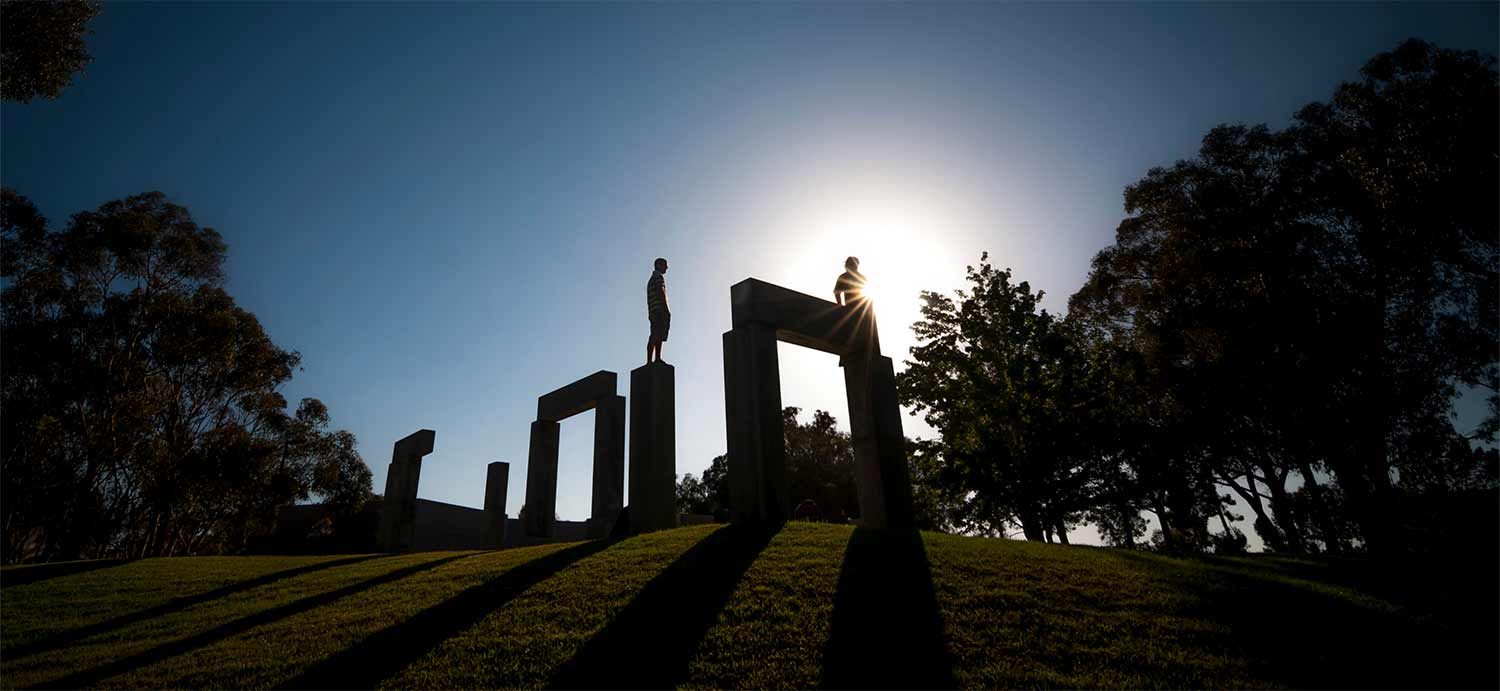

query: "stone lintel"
xmin=537 ymin=370 xmax=619 ymax=422
xmin=392 ymin=429 xmax=436 ymax=463
xmin=729 ymin=278 xmax=878 ymax=356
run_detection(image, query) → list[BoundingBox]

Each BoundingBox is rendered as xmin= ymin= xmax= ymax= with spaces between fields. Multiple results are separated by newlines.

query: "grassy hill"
xmin=2 ymin=523 xmax=1494 ymax=689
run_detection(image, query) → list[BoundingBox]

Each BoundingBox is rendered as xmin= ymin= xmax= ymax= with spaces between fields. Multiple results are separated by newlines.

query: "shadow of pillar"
xmin=547 ymin=523 xmax=780 ymax=689
xmin=820 ymin=528 xmax=956 ymax=690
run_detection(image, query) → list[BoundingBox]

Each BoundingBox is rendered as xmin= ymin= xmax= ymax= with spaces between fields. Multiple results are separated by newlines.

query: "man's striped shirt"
xmin=647 ymin=270 xmax=668 ymax=319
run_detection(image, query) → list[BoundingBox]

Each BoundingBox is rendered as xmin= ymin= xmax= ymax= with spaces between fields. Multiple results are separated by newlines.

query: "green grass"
xmin=2 ymin=523 xmax=1493 ymax=689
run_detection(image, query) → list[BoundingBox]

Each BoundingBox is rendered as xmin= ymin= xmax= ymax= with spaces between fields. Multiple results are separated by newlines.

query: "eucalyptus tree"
xmin=1 ymin=189 xmax=371 ymax=562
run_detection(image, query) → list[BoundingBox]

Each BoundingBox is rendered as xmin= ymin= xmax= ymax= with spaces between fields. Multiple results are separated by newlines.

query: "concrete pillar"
xmin=524 ymin=420 xmax=560 ymax=539
xmin=483 ymin=461 xmax=510 ymax=549
xmin=379 ymin=429 xmax=436 ymax=552
xmin=843 ymin=354 xmax=916 ymax=529
xmin=629 ymin=362 xmax=677 ymax=534
xmin=587 ymin=395 xmax=626 ymax=539
xmin=723 ymin=323 xmax=788 ymax=526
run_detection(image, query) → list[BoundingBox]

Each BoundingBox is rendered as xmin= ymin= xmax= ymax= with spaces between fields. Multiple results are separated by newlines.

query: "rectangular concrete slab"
xmin=629 ymin=362 xmax=677 ymax=534
xmin=524 ymin=420 xmax=561 ymax=538
xmin=483 ymin=461 xmax=509 ymax=549
xmin=393 ymin=429 xmax=436 ymax=461
xmin=588 ymin=395 xmax=626 ymax=538
xmin=843 ymin=354 xmax=916 ymax=530
xmin=723 ymin=323 xmax=789 ymax=525
xmin=537 ymin=370 xmax=619 ymax=422
xmin=380 ymin=429 xmax=436 ymax=552
xmin=730 ymin=278 xmax=880 ymax=356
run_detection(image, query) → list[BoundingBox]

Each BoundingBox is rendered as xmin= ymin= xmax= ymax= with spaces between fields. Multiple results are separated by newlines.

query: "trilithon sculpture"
xmin=722 ymin=278 xmax=915 ymax=529
xmin=524 ymin=370 xmax=626 ymax=540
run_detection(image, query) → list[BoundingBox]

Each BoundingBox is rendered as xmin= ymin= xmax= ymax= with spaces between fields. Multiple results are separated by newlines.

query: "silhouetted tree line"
xmin=901 ymin=39 xmax=1497 ymax=553
xmin=676 ymin=407 xmax=957 ymax=530
xmin=1 ymin=190 xmax=373 ymax=563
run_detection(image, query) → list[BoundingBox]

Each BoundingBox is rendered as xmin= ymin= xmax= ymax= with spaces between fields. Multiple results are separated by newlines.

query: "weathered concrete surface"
xmin=483 ymin=461 xmax=509 ymax=549
xmin=629 ymin=362 xmax=677 ymax=534
xmin=379 ymin=429 xmax=436 ymax=552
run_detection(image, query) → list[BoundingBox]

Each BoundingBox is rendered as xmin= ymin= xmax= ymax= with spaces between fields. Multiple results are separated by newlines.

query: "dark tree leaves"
xmin=0 ymin=0 xmax=101 ymax=103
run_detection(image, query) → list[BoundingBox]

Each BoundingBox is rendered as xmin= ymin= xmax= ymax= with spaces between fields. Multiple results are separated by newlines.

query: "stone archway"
xmin=721 ymin=279 xmax=915 ymax=529
xmin=524 ymin=370 xmax=626 ymax=540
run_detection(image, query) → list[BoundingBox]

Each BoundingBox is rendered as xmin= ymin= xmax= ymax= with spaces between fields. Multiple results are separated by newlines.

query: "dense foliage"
xmin=675 ymin=407 xmax=957 ymax=527
xmin=901 ymin=39 xmax=1497 ymax=553
xmin=0 ymin=0 xmax=101 ymax=103
xmin=0 ymin=190 xmax=372 ymax=563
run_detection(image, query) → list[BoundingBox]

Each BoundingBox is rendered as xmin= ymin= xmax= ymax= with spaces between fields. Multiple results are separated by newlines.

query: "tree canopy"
xmin=899 ymin=39 xmax=1496 ymax=553
xmin=0 ymin=0 xmax=101 ymax=103
xmin=1 ymin=189 xmax=372 ymax=563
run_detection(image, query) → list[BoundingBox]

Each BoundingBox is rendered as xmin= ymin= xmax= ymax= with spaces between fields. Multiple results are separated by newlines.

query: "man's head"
xmin=654 ymin=257 xmax=668 ymax=273
xmin=845 ymin=256 xmax=860 ymax=271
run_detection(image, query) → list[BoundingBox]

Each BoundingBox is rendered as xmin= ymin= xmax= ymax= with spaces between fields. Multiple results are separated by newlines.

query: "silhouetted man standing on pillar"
xmin=646 ymin=257 xmax=670 ymax=364
xmin=833 ymin=256 xmax=867 ymax=306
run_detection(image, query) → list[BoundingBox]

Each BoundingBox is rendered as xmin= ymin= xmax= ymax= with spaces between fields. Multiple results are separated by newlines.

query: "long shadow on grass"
xmin=1 ymin=559 xmax=133 ymax=589
xmin=7 ymin=554 xmax=383 ymax=662
xmin=281 ymin=540 xmax=614 ymax=690
xmin=31 ymin=553 xmax=475 ymax=690
xmin=820 ymin=528 xmax=956 ymax=690
xmin=1111 ymin=550 xmax=1491 ymax=689
xmin=547 ymin=523 xmax=779 ymax=690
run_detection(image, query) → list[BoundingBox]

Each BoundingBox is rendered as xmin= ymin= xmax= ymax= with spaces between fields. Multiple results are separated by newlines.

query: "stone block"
xmin=629 ymin=362 xmax=677 ymax=534
xmin=538 ymin=370 xmax=619 ymax=422
xmin=588 ymin=394 xmax=626 ymax=538
xmin=723 ymin=323 xmax=788 ymax=525
xmin=730 ymin=278 xmax=879 ymax=356
xmin=524 ymin=420 xmax=560 ymax=539
xmin=843 ymin=354 xmax=915 ymax=530
xmin=483 ymin=461 xmax=509 ymax=549
xmin=379 ymin=429 xmax=436 ymax=553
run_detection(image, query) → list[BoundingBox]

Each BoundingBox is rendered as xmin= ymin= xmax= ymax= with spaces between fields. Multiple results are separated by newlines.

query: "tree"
xmin=781 ymin=407 xmax=859 ymax=522
xmin=1 ymin=189 xmax=371 ymax=562
xmin=675 ymin=454 xmax=729 ymax=518
xmin=1068 ymin=39 xmax=1498 ymax=553
xmin=899 ymin=255 xmax=1115 ymax=542
xmin=0 ymin=0 xmax=101 ymax=103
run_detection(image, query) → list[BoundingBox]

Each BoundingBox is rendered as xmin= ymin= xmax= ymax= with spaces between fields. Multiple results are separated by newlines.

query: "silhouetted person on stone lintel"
xmin=646 ymin=257 xmax=670 ymax=364
xmin=833 ymin=256 xmax=867 ymax=306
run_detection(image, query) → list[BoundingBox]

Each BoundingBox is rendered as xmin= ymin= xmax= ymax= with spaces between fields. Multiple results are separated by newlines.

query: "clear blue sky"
xmin=4 ymin=1 xmax=1494 ymax=547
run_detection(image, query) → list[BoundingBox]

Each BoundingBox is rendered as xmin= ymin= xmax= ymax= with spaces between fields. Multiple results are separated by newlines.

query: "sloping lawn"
xmin=2 ymin=523 xmax=1493 ymax=689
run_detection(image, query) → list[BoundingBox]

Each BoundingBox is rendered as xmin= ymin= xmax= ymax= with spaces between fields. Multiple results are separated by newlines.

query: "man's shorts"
xmin=650 ymin=314 xmax=670 ymax=342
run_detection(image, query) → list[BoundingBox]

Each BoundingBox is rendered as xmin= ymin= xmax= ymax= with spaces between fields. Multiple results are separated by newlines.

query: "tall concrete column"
xmin=587 ymin=395 xmax=626 ymax=539
xmin=524 ymin=420 xmax=561 ymax=539
xmin=379 ymin=429 xmax=436 ymax=553
xmin=843 ymin=354 xmax=916 ymax=530
xmin=483 ymin=461 xmax=510 ymax=549
xmin=629 ymin=362 xmax=677 ymax=533
xmin=724 ymin=322 xmax=788 ymax=525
